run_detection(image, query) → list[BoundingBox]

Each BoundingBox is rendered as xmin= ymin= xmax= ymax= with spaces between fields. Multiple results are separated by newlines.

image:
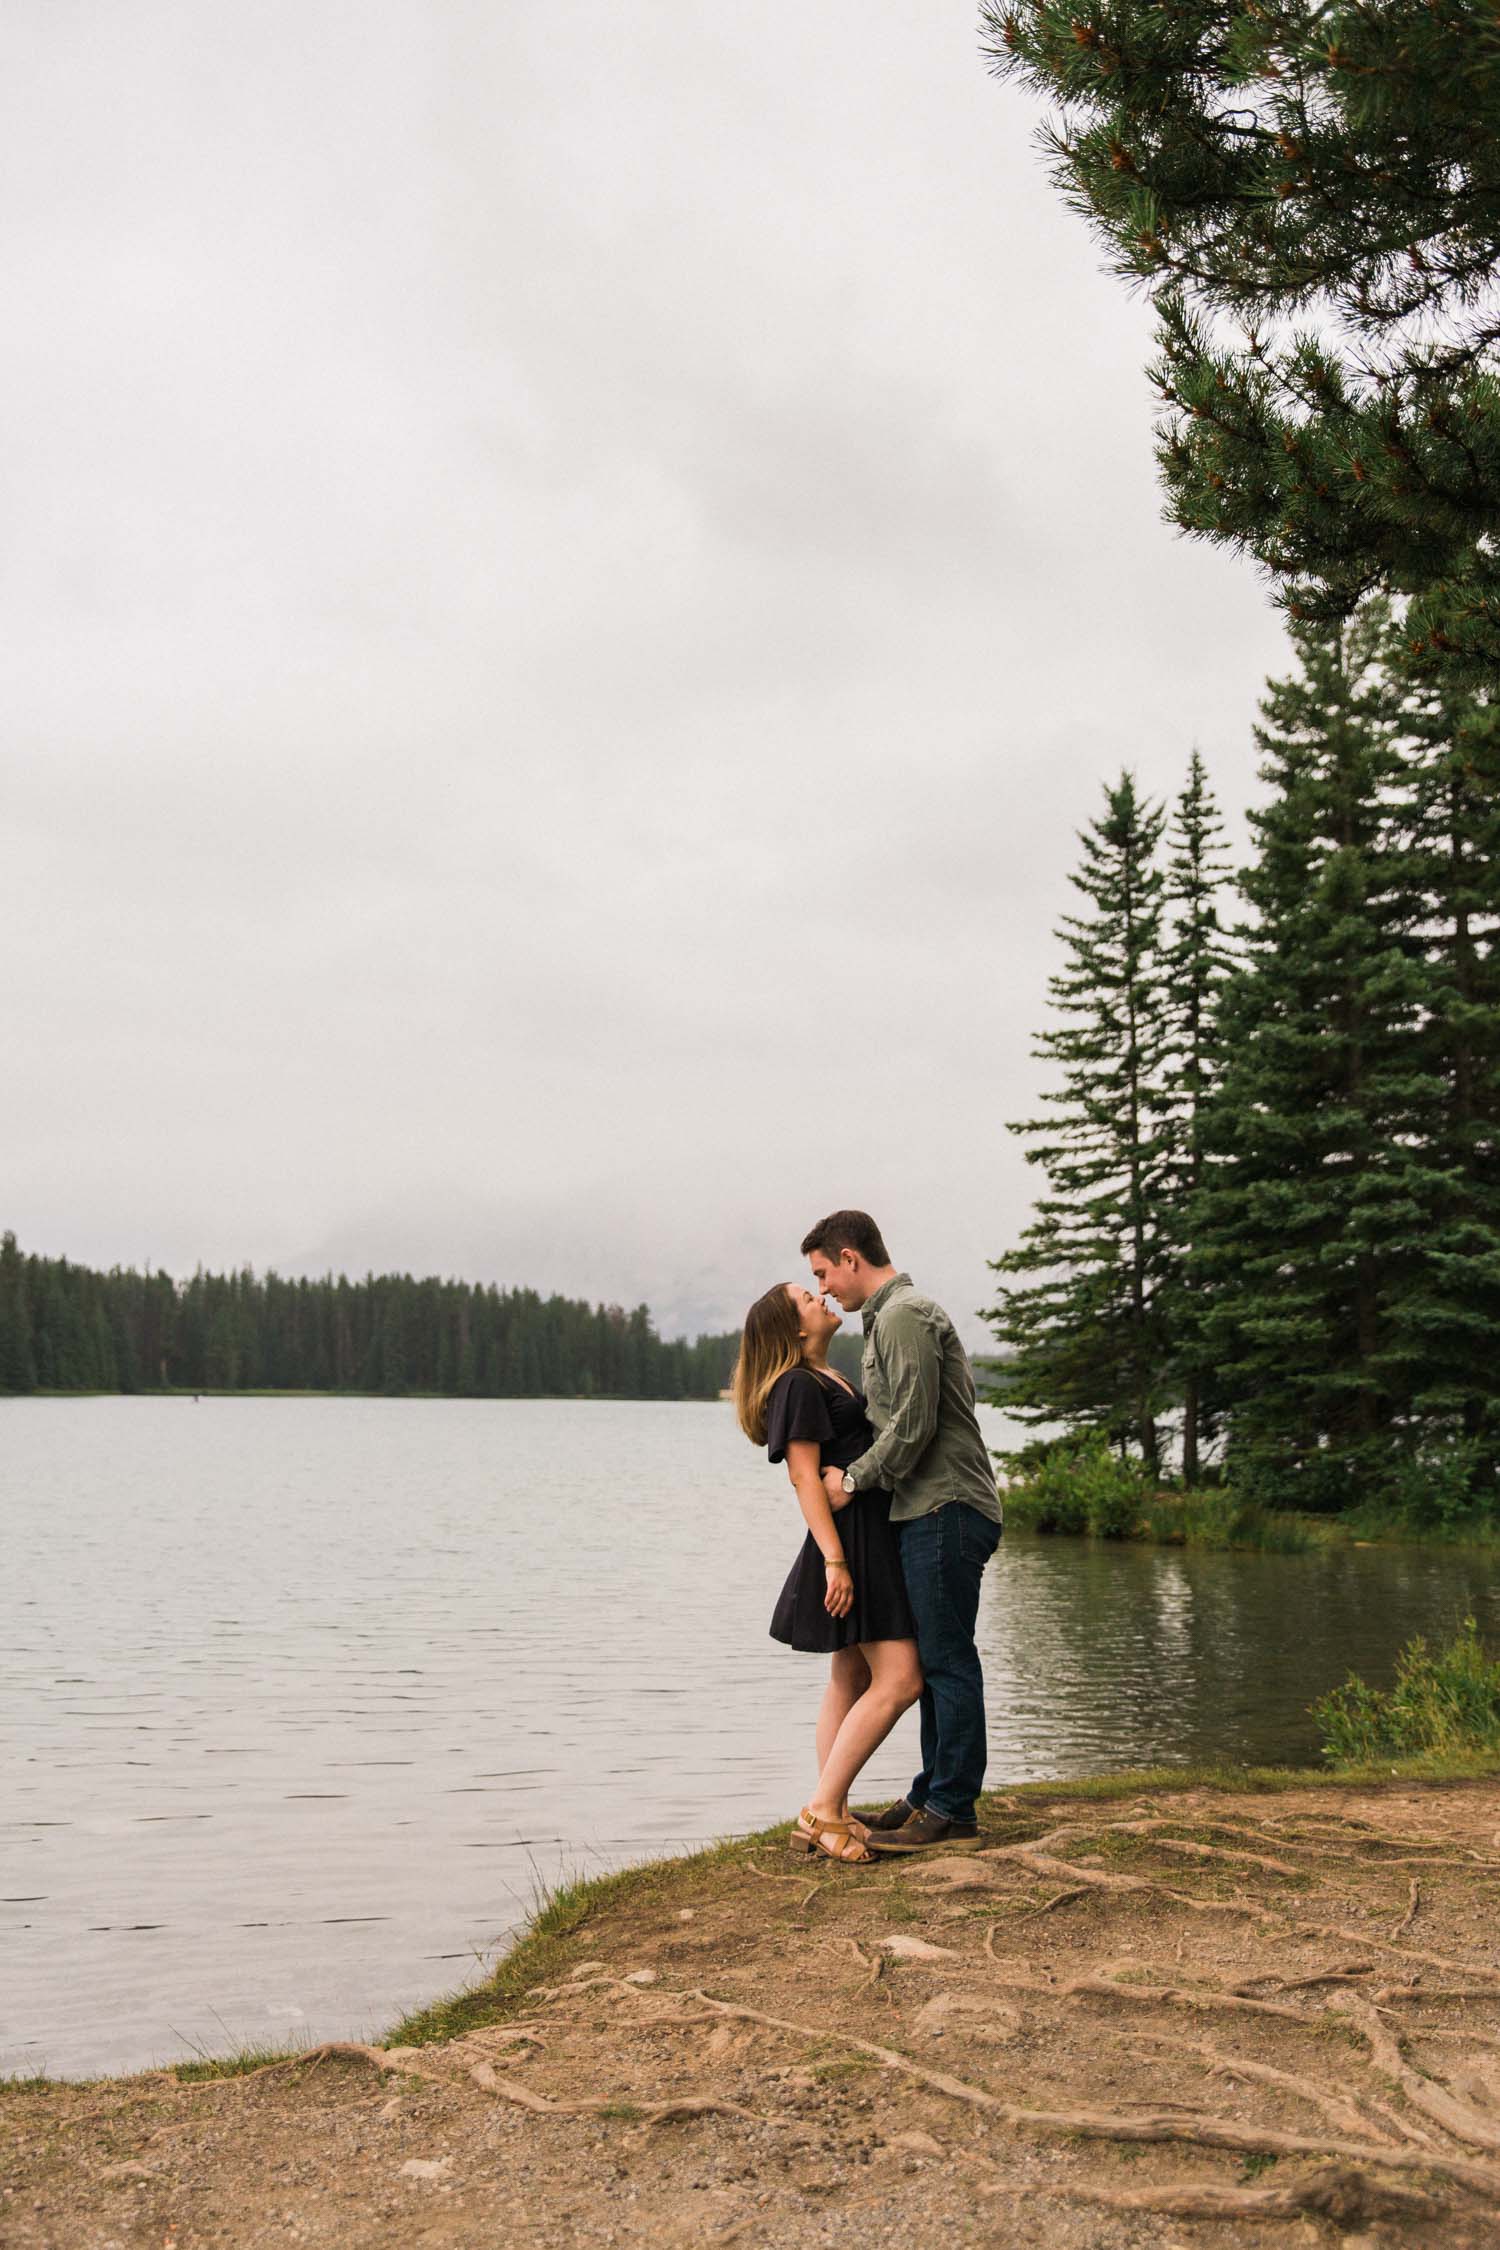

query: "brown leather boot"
xmin=863 ymin=1807 xmax=982 ymax=1854
xmin=861 ymin=1796 xmax=921 ymax=1832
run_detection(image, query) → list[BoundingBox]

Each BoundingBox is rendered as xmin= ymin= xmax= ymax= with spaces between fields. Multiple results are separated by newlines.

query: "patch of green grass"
xmin=169 ymin=2043 xmax=311 ymax=2085
xmin=797 ymin=2037 xmax=879 ymax=2081
xmin=1139 ymin=1491 xmax=1328 ymax=1552
xmin=385 ymin=1824 xmax=789 ymax=2050
xmin=1313 ymin=2014 xmax=1366 ymax=2049
xmin=1340 ymin=1500 xmax=1500 ymax=1548
xmin=1239 ymin=2151 xmax=1279 ymax=2181
xmin=1009 ymin=1483 xmax=1500 ymax=1553
xmin=971 ymin=1752 xmax=1500 ymax=1816
xmin=1313 ymin=1620 xmax=1500 ymax=1767
xmin=1005 ymin=1480 xmax=1336 ymax=1552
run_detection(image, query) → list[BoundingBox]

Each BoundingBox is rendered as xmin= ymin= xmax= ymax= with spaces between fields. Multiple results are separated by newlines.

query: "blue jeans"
xmin=897 ymin=1502 xmax=1001 ymax=1823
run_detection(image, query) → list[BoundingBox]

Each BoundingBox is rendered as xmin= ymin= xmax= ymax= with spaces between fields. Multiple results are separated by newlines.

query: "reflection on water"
xmin=987 ymin=1536 xmax=1500 ymax=1774
xmin=4 ymin=1397 xmax=1498 ymax=2080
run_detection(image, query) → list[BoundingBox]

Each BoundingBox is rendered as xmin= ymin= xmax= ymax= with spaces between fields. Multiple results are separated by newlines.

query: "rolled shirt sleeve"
xmin=846 ymin=1301 xmax=941 ymax=1491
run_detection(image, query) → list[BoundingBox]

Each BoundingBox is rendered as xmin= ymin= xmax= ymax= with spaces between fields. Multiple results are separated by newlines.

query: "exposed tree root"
xmin=976 ymin=1840 xmax=1500 ymax=1987
xmin=1300 ymin=1923 xmax=1500 ymax=1988
xmin=191 ymin=2041 xmax=441 ymax=2090
xmin=465 ymin=2058 xmax=758 ymax=2127
xmin=1392 ymin=1876 xmax=1422 ymax=1938
xmin=637 ymin=2097 xmax=762 ymax=2128
xmin=1259 ymin=1811 xmax=1455 ymax=1849
xmin=1331 ymin=1994 xmax=1500 ymax=2153
xmin=1063 ymin=2163 xmax=1442 ymax=2225
xmin=1231 ymin=1962 xmax=1374 ymax=1996
xmin=1359 ymin=2093 xmax=1441 ymax=2150
xmin=60 ymin=2037 xmax=469 ymax=2124
xmin=677 ymin=1987 xmax=1500 ymax=2200
xmin=467 ymin=2062 xmax=592 ymax=2113
xmin=984 ymin=1964 xmax=1318 ymax=2024
xmin=1355 ymin=1853 xmax=1500 ymax=1870
xmin=1371 ymin=1986 xmax=1500 ymax=2009
xmin=835 ymin=1935 xmax=885 ymax=1994
xmin=1129 ymin=2030 xmax=1393 ymax=2144
xmin=1396 ymin=2022 xmax=1500 ymax=2053
xmin=1141 ymin=1835 xmax=1307 ymax=1880
xmin=984 ymin=1845 xmax=1284 ymax=1927
xmin=1017 ymin=1885 xmax=1095 ymax=1919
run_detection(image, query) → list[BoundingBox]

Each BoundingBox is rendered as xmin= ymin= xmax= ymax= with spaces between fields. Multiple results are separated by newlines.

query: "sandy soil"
xmin=8 ymin=1779 xmax=1500 ymax=2249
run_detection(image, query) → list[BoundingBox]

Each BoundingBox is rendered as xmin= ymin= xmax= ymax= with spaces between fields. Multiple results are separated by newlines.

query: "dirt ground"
xmin=9 ymin=1779 xmax=1500 ymax=2249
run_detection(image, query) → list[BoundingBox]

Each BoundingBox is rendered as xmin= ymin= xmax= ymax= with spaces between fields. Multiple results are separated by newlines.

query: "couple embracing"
xmin=733 ymin=1210 xmax=1002 ymax=1865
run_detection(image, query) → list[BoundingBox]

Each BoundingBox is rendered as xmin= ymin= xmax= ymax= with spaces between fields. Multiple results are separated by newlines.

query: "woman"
xmin=733 ymin=1281 xmax=922 ymax=1864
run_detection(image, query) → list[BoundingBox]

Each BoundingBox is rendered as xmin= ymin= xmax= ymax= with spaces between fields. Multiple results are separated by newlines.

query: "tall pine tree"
xmin=987 ymin=773 xmax=1172 ymax=1468
xmin=983 ymin=0 xmax=1500 ymax=682
xmin=1190 ymin=607 xmax=1440 ymax=1506
xmin=1384 ymin=644 xmax=1500 ymax=1493
xmin=0 ymin=1230 xmax=35 ymax=1393
xmin=1157 ymin=752 xmax=1237 ymax=1483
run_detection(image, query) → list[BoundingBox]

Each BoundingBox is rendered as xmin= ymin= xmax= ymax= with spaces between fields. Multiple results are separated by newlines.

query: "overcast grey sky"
xmin=4 ymin=1 xmax=1287 ymax=1343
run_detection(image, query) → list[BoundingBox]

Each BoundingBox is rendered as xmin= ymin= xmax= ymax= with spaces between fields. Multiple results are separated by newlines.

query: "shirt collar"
xmin=861 ymin=1271 xmax=911 ymax=1330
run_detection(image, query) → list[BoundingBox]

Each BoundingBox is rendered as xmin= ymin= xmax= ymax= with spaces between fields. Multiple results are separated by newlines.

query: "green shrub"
xmin=1312 ymin=1619 xmax=1500 ymax=1766
xmin=1001 ymin=1435 xmax=1148 ymax=1539
xmin=1140 ymin=1489 xmax=1318 ymax=1552
xmin=1384 ymin=1438 xmax=1493 ymax=1530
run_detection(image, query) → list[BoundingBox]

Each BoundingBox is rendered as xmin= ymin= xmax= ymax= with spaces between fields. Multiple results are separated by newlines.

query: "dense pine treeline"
xmin=0 ymin=1233 xmax=741 ymax=1401
xmin=988 ymin=610 xmax=1500 ymax=1522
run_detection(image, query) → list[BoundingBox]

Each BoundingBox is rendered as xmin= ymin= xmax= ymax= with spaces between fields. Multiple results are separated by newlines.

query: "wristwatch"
xmin=841 ymin=1470 xmax=857 ymax=1494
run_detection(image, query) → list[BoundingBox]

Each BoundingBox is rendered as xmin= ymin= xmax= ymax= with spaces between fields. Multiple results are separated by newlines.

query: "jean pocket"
xmin=958 ymin=1508 xmax=1001 ymax=1568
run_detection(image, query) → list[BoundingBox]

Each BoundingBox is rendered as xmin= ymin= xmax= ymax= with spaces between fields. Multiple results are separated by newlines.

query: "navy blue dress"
xmin=765 ymin=1366 xmax=916 ymax=1653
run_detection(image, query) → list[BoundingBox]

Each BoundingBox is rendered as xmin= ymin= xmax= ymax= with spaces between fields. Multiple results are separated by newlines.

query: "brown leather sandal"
xmin=790 ymin=1809 xmax=871 ymax=1856
xmin=796 ymin=1806 xmax=875 ymax=1864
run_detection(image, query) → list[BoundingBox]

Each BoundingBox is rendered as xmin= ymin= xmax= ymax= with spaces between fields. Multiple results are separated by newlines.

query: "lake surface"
xmin=5 ymin=1396 xmax=1499 ymax=2081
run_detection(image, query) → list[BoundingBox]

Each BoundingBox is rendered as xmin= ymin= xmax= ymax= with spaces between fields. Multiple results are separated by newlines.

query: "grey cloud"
xmin=4 ymin=1 xmax=1288 ymax=1345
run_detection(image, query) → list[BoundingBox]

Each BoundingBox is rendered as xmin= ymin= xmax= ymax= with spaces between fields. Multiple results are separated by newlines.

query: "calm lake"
xmin=5 ymin=1396 xmax=1500 ymax=2081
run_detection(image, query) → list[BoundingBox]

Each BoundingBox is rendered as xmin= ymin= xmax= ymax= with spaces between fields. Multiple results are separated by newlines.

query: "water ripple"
xmin=4 ymin=1395 xmax=1498 ymax=2079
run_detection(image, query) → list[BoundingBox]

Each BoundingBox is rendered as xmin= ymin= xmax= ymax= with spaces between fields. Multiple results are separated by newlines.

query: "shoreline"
xmin=11 ymin=1758 xmax=1500 ymax=2248
xmin=3 ymin=1388 xmax=735 ymax=1404
xmin=1001 ymin=1493 xmax=1500 ymax=1554
xmin=13 ymin=1753 xmax=1500 ymax=2096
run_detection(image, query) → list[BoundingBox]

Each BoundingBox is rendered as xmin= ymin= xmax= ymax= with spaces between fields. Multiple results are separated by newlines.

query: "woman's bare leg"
xmin=817 ymin=1648 xmax=870 ymax=1814
xmin=807 ymin=1640 xmax=923 ymax=1836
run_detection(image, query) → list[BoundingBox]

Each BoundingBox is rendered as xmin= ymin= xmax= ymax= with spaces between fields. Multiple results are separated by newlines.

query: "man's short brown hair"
xmin=800 ymin=1210 xmax=891 ymax=1267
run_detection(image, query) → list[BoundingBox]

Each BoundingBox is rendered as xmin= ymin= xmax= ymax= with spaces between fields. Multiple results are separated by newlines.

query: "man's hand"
xmin=823 ymin=1466 xmax=852 ymax=1511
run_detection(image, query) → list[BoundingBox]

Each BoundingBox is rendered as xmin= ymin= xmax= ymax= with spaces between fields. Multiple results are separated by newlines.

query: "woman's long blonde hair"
xmin=733 ymin=1283 xmax=807 ymax=1444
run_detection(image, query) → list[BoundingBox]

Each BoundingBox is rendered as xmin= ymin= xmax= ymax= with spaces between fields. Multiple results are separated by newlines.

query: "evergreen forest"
xmin=0 ymin=1235 xmax=745 ymax=1401
xmin=988 ymin=607 xmax=1500 ymax=1524
xmin=983 ymin=0 xmax=1500 ymax=1528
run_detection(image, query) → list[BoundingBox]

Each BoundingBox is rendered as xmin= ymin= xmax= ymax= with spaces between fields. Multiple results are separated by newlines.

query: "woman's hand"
xmin=824 ymin=1560 xmax=853 ymax=1618
xmin=785 ymin=1441 xmax=855 ymax=1615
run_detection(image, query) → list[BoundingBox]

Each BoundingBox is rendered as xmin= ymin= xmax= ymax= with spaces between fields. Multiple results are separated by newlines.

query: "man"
xmin=802 ymin=1210 xmax=1002 ymax=1852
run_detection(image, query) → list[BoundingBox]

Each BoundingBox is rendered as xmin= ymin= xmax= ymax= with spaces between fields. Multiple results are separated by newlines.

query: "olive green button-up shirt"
xmin=846 ymin=1274 xmax=1003 ymax=1527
